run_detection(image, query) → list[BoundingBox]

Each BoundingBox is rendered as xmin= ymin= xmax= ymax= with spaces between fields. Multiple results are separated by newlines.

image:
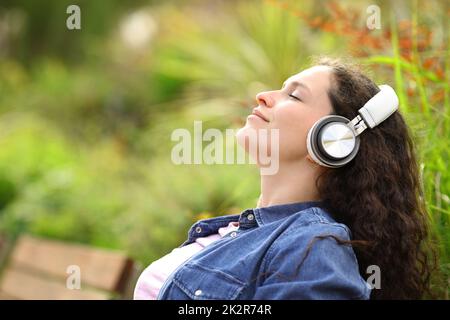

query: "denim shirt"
xmin=157 ymin=200 xmax=371 ymax=300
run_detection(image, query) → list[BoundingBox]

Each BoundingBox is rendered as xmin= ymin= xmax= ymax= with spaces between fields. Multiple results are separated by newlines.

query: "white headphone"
xmin=306 ymin=84 xmax=399 ymax=168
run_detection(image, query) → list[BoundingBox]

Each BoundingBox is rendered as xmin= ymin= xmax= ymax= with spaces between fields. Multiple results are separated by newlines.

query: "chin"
xmin=235 ymin=123 xmax=277 ymax=165
xmin=235 ymin=124 xmax=255 ymax=153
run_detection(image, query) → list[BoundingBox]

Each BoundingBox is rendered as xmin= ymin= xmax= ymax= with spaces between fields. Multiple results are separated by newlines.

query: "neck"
xmin=257 ymin=158 xmax=324 ymax=208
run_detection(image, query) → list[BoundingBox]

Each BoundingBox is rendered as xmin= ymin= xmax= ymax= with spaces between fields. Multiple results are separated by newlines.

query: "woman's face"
xmin=236 ymin=65 xmax=335 ymax=164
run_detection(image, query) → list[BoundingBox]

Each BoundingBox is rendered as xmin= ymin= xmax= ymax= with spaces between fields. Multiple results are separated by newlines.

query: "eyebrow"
xmin=282 ymin=80 xmax=311 ymax=94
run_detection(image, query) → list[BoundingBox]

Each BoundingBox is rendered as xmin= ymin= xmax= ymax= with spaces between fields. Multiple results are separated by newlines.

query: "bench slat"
xmin=9 ymin=235 xmax=132 ymax=292
xmin=0 ymin=268 xmax=110 ymax=300
xmin=0 ymin=290 xmax=16 ymax=300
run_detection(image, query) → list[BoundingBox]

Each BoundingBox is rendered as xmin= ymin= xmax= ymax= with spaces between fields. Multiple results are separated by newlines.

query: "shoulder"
xmin=265 ymin=206 xmax=356 ymax=266
xmin=280 ymin=206 xmax=352 ymax=241
xmin=258 ymin=206 xmax=370 ymax=299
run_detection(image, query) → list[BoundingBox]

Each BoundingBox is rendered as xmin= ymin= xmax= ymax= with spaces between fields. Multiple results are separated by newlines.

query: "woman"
xmin=134 ymin=57 xmax=434 ymax=300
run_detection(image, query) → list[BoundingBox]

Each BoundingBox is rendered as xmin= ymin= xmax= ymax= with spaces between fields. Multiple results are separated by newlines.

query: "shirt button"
xmin=195 ymin=289 xmax=202 ymax=296
xmin=195 ymin=226 xmax=202 ymax=233
xmin=247 ymin=213 xmax=254 ymax=221
xmin=230 ymin=231 xmax=237 ymax=238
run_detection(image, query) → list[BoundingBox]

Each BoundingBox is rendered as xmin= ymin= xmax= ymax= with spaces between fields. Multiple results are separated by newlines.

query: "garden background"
xmin=0 ymin=0 xmax=448 ymax=298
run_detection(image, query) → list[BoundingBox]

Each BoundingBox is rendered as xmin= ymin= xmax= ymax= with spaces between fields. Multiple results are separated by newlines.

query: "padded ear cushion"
xmin=307 ymin=115 xmax=360 ymax=168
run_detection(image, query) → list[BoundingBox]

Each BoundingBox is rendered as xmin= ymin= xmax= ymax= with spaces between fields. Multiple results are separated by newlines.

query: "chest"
xmin=159 ymin=227 xmax=277 ymax=300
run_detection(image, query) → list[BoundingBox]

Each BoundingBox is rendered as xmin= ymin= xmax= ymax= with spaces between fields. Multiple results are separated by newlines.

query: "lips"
xmin=252 ymin=108 xmax=270 ymax=122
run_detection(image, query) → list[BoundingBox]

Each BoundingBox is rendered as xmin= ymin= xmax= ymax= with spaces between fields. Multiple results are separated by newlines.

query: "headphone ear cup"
xmin=307 ymin=115 xmax=360 ymax=168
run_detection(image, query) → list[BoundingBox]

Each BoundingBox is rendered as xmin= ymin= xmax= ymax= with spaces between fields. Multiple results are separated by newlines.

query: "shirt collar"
xmin=239 ymin=200 xmax=324 ymax=227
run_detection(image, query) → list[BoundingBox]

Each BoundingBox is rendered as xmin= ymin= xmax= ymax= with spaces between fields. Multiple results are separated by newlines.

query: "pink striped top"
xmin=133 ymin=221 xmax=240 ymax=300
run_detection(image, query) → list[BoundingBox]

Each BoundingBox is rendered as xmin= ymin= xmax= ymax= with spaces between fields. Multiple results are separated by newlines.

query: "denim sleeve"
xmin=253 ymin=223 xmax=371 ymax=300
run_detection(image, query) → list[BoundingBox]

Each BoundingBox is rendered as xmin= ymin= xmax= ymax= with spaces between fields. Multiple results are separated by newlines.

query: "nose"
xmin=255 ymin=91 xmax=275 ymax=108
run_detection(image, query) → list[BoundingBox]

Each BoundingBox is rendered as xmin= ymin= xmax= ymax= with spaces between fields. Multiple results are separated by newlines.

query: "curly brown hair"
xmin=312 ymin=57 xmax=437 ymax=299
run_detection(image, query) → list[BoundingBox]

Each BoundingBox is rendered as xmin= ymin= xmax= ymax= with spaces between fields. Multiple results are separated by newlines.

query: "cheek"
xmin=274 ymin=108 xmax=320 ymax=159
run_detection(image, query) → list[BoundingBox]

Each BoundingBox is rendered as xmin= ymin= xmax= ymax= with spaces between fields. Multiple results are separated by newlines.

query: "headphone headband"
xmin=358 ymin=84 xmax=399 ymax=129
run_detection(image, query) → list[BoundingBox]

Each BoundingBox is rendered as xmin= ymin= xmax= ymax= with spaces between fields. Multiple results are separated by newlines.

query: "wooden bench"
xmin=0 ymin=235 xmax=140 ymax=300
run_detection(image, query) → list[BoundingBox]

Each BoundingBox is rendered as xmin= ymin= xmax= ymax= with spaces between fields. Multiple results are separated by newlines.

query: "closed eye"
xmin=289 ymin=94 xmax=302 ymax=102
